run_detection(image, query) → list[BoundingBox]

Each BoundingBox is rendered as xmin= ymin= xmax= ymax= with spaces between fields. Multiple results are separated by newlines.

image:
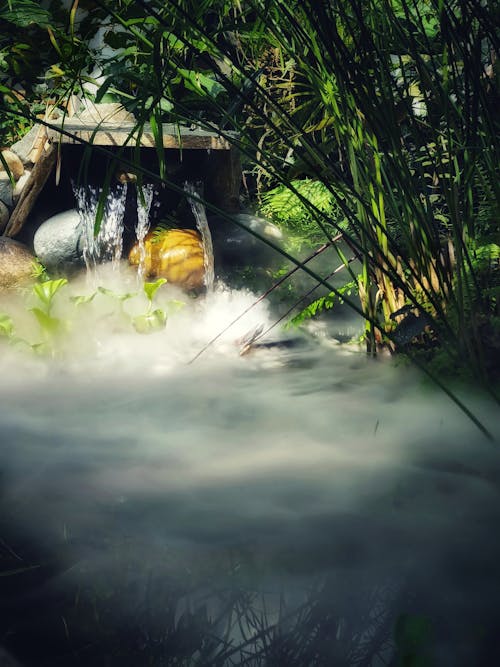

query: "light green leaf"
xmin=32 ymin=279 xmax=68 ymax=308
xmin=143 ymin=278 xmax=167 ymax=303
xmin=30 ymin=307 xmax=62 ymax=334
xmin=98 ymin=286 xmax=136 ymax=302
xmin=132 ymin=309 xmax=167 ymax=334
xmin=0 ymin=313 xmax=14 ymax=337
xmin=70 ymin=293 xmax=97 ymax=306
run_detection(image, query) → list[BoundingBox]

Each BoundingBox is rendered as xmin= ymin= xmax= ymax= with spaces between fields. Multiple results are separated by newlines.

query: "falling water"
xmin=134 ymin=183 xmax=154 ymax=283
xmin=184 ymin=181 xmax=215 ymax=291
xmin=73 ymin=182 xmax=128 ymax=273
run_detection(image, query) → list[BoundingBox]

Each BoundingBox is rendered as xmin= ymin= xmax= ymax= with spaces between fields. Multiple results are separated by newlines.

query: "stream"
xmin=0 ymin=272 xmax=499 ymax=666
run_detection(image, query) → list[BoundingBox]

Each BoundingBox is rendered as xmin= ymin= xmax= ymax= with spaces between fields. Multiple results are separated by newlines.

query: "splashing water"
xmin=74 ymin=182 xmax=128 ymax=273
xmin=184 ymin=181 xmax=215 ymax=291
xmin=134 ymin=183 xmax=154 ymax=283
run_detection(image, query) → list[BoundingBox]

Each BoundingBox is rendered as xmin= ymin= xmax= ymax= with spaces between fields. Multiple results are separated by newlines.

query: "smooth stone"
xmin=129 ymin=228 xmax=205 ymax=290
xmin=0 ymin=174 xmax=13 ymax=207
xmin=0 ymin=237 xmax=36 ymax=289
xmin=0 ymin=150 xmax=24 ymax=181
xmin=33 ymin=209 xmax=85 ymax=270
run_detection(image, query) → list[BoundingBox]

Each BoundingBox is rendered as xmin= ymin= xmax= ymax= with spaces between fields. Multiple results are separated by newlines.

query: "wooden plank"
xmin=4 ymin=142 xmax=57 ymax=238
xmin=46 ymin=121 xmax=236 ymax=150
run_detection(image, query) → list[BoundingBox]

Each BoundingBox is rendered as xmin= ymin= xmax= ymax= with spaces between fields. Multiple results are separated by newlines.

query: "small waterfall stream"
xmin=134 ymin=183 xmax=154 ymax=283
xmin=74 ymin=183 xmax=128 ymax=272
xmin=184 ymin=181 xmax=215 ymax=291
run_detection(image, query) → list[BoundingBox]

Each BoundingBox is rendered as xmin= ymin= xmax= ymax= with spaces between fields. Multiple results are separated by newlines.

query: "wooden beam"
xmin=46 ymin=121 xmax=236 ymax=150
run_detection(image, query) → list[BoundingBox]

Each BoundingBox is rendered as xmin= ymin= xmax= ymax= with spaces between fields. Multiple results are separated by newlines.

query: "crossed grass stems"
xmin=3 ymin=0 xmax=499 ymax=437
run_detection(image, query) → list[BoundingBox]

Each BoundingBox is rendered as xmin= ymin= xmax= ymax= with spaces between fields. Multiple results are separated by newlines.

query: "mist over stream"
xmin=1 ymin=273 xmax=499 ymax=665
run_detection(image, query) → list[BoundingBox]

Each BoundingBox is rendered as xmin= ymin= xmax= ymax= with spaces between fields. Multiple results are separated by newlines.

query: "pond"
xmin=0 ymin=273 xmax=499 ymax=666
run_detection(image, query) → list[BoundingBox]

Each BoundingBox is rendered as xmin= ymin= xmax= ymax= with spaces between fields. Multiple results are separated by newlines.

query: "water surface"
xmin=1 ymin=279 xmax=499 ymax=665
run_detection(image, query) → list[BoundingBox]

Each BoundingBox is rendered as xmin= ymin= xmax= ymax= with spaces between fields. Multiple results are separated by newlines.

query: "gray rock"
xmin=0 ymin=237 xmax=36 ymax=289
xmin=10 ymin=124 xmax=44 ymax=164
xmin=33 ymin=209 xmax=85 ymax=270
xmin=0 ymin=173 xmax=14 ymax=207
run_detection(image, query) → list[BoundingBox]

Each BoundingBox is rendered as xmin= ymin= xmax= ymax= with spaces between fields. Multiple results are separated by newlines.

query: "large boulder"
xmin=33 ymin=209 xmax=85 ymax=271
xmin=0 ymin=237 xmax=36 ymax=289
xmin=129 ymin=228 xmax=205 ymax=290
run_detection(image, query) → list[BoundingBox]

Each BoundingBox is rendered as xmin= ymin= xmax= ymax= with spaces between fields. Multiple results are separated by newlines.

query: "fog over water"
xmin=1 ymin=273 xmax=499 ymax=665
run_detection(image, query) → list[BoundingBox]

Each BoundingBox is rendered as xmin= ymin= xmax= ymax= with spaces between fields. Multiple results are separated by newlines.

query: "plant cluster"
xmin=0 ymin=274 xmax=184 ymax=357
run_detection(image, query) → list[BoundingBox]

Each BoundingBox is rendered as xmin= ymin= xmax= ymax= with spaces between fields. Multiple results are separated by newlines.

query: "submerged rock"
xmin=210 ymin=213 xmax=283 ymax=268
xmin=0 ymin=237 xmax=36 ymax=289
xmin=129 ymin=228 xmax=205 ymax=290
xmin=33 ymin=209 xmax=85 ymax=271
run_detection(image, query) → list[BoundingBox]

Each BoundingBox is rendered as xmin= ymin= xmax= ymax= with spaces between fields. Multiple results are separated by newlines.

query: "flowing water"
xmin=134 ymin=183 xmax=155 ymax=283
xmin=0 ymin=267 xmax=499 ymax=666
xmin=185 ymin=181 xmax=215 ymax=292
xmin=74 ymin=183 xmax=128 ymax=273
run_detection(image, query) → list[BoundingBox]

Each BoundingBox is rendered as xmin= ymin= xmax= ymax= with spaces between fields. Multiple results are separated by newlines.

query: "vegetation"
xmin=0 ymin=1 xmax=498 ymax=414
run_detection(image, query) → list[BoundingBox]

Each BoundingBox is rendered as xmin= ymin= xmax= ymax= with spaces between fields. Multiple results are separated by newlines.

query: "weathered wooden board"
xmin=46 ymin=121 xmax=236 ymax=150
xmin=4 ymin=142 xmax=57 ymax=238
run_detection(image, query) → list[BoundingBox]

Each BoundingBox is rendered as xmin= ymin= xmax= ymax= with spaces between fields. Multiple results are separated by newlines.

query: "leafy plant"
xmin=259 ymin=178 xmax=348 ymax=248
xmin=132 ymin=278 xmax=168 ymax=334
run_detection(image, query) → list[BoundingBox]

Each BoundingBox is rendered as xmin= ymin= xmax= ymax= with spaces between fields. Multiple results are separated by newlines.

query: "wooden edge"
xmin=46 ymin=123 xmax=235 ymax=150
xmin=3 ymin=143 xmax=57 ymax=238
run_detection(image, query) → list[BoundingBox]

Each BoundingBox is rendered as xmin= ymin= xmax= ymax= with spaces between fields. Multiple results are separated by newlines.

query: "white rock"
xmin=13 ymin=169 xmax=31 ymax=201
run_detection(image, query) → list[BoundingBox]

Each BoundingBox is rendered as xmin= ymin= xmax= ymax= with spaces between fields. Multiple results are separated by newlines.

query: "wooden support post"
xmin=204 ymin=146 xmax=241 ymax=213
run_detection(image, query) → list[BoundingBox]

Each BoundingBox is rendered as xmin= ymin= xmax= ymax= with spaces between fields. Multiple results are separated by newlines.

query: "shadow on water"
xmin=1 ymin=281 xmax=499 ymax=666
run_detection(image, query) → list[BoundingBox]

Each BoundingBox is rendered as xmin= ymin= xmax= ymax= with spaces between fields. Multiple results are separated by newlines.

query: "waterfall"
xmin=134 ymin=183 xmax=154 ymax=283
xmin=184 ymin=181 xmax=215 ymax=292
xmin=74 ymin=183 xmax=128 ymax=272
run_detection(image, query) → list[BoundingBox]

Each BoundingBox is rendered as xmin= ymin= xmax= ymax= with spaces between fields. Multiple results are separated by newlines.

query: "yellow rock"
xmin=129 ymin=228 xmax=205 ymax=290
xmin=0 ymin=150 xmax=24 ymax=181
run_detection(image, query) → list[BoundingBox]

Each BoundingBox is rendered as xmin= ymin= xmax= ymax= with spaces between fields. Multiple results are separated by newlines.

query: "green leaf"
xmin=70 ymin=293 xmax=97 ymax=307
xmin=30 ymin=307 xmax=62 ymax=334
xmin=143 ymin=278 xmax=167 ymax=303
xmin=0 ymin=313 xmax=14 ymax=337
xmin=32 ymin=279 xmax=68 ymax=309
xmin=166 ymin=299 xmax=185 ymax=315
xmin=176 ymin=68 xmax=225 ymax=98
xmin=0 ymin=0 xmax=52 ymax=27
xmin=132 ymin=308 xmax=167 ymax=334
xmin=97 ymin=286 xmax=136 ymax=302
